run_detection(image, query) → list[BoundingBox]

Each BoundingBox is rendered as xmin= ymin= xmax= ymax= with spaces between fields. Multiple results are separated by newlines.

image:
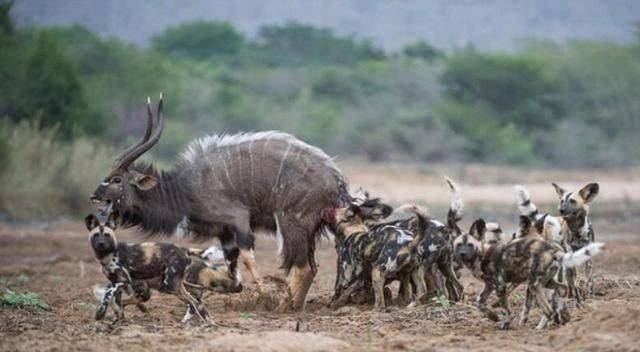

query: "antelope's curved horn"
xmin=117 ymin=93 xmax=165 ymax=170
xmin=114 ymin=97 xmax=155 ymax=168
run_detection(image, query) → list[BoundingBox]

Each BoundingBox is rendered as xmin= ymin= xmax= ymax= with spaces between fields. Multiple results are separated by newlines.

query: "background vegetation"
xmin=1 ymin=1 xmax=639 ymax=219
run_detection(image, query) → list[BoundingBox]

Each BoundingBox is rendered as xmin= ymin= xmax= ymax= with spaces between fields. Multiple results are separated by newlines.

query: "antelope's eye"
xmin=111 ymin=176 xmax=122 ymax=184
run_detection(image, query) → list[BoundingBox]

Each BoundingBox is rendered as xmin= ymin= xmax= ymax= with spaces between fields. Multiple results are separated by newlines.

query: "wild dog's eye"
xmin=569 ymin=199 xmax=577 ymax=205
xmin=111 ymin=176 xmax=122 ymax=184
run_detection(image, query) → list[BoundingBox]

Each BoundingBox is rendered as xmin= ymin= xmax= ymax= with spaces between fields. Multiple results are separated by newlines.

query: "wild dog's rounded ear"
xmin=129 ymin=170 xmax=158 ymax=191
xmin=579 ymin=183 xmax=599 ymax=203
xmin=345 ymin=203 xmax=361 ymax=218
xmin=519 ymin=215 xmax=532 ymax=233
xmin=469 ymin=218 xmax=486 ymax=239
xmin=551 ymin=183 xmax=566 ymax=199
xmin=84 ymin=214 xmax=100 ymax=231
xmin=361 ymin=200 xmax=393 ymax=219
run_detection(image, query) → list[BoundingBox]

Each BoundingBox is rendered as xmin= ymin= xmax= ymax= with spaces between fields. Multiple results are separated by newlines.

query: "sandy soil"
xmin=1 ymin=222 xmax=639 ymax=352
xmin=1 ymin=164 xmax=640 ymax=351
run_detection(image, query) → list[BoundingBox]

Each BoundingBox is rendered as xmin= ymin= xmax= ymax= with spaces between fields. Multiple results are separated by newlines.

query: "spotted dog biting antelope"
xmin=94 ymin=246 xmax=241 ymax=322
xmin=85 ymin=213 xmax=212 ymax=323
xmin=330 ymin=203 xmax=430 ymax=309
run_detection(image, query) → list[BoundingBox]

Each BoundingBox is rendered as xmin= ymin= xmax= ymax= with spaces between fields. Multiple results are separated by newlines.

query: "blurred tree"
xmin=0 ymin=1 xmax=13 ymax=36
xmin=252 ymin=22 xmax=385 ymax=67
xmin=151 ymin=21 xmax=244 ymax=61
xmin=441 ymin=49 xmax=564 ymax=131
xmin=19 ymin=32 xmax=99 ymax=136
xmin=402 ymin=40 xmax=442 ymax=62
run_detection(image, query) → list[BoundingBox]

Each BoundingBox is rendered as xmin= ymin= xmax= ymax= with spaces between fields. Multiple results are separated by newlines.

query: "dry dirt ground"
xmin=1 ymin=165 xmax=640 ymax=351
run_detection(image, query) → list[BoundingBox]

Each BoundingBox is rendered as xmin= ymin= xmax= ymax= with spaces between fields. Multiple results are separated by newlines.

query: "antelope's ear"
xmin=130 ymin=170 xmax=158 ymax=191
xmin=85 ymin=214 xmax=100 ymax=231
xmin=551 ymin=183 xmax=566 ymax=199
xmin=469 ymin=218 xmax=486 ymax=239
xmin=519 ymin=215 xmax=532 ymax=234
xmin=579 ymin=183 xmax=599 ymax=203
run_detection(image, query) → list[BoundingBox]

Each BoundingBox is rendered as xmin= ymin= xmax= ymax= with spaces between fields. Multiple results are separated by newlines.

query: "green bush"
xmin=441 ymin=49 xmax=564 ymax=131
xmin=0 ymin=120 xmax=114 ymax=220
xmin=1 ymin=290 xmax=49 ymax=311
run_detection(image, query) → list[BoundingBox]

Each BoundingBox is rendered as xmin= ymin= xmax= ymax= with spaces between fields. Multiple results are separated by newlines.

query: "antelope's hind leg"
xmin=238 ymin=232 xmax=264 ymax=292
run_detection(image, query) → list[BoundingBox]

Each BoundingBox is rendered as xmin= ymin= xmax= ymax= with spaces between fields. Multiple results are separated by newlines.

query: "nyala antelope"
xmin=89 ymin=95 xmax=358 ymax=310
xmin=86 ymin=213 xmax=212 ymax=323
xmin=516 ymin=182 xmax=600 ymax=298
xmin=330 ymin=204 xmax=430 ymax=309
xmin=453 ymin=215 xmax=605 ymax=329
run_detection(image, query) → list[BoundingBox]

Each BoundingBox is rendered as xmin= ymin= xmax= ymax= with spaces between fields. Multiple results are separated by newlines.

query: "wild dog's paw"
xmin=95 ymin=307 xmax=107 ymax=321
xmin=499 ymin=320 xmax=511 ymax=330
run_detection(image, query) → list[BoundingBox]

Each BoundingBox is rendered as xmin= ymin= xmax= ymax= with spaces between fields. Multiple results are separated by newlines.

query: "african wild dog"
xmin=516 ymin=183 xmax=600 ymax=298
xmin=330 ymin=203 xmax=430 ymax=309
xmin=85 ymin=213 xmax=213 ymax=323
xmin=94 ymin=247 xmax=241 ymax=322
xmin=453 ymin=215 xmax=604 ymax=329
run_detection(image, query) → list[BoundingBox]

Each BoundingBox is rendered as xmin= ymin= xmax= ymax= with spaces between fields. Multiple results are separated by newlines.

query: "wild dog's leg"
xmin=218 ymin=228 xmax=243 ymax=289
xmin=423 ymin=266 xmax=438 ymax=299
xmin=518 ymin=286 xmax=535 ymax=326
xmin=496 ymin=285 xmax=511 ymax=330
xmin=410 ymin=266 xmax=427 ymax=303
xmin=121 ymin=280 xmax=151 ymax=313
xmin=371 ymin=267 xmax=387 ymax=309
xmin=585 ymin=259 xmax=594 ymax=296
xmin=533 ymin=285 xmax=555 ymax=329
xmin=400 ymin=273 xmax=413 ymax=306
xmin=237 ymin=232 xmax=264 ymax=292
xmin=438 ymin=259 xmax=464 ymax=302
xmin=95 ymin=282 xmax=124 ymax=321
xmin=565 ymin=267 xmax=581 ymax=305
xmin=475 ymin=283 xmax=500 ymax=322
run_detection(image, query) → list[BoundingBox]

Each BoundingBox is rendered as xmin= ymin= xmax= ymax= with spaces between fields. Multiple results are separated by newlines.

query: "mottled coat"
xmin=453 ymin=216 xmax=604 ymax=330
xmin=86 ymin=214 xmax=211 ymax=323
xmin=331 ymin=204 xmax=429 ymax=308
xmin=515 ymin=183 xmax=600 ymax=298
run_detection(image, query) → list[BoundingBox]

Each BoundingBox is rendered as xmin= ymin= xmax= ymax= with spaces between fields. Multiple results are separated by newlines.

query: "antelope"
xmin=90 ymin=94 xmax=355 ymax=309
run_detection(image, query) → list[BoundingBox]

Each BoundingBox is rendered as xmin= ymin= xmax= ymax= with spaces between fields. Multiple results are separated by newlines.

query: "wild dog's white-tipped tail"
xmin=445 ymin=177 xmax=463 ymax=220
xmin=93 ymin=283 xmax=109 ymax=302
xmin=515 ymin=185 xmax=538 ymax=218
xmin=485 ymin=222 xmax=502 ymax=233
xmin=558 ymin=242 xmax=606 ymax=268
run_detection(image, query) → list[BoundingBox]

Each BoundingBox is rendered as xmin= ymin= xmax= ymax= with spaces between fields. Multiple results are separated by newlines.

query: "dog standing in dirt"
xmin=330 ymin=204 xmax=430 ymax=309
xmin=516 ymin=182 xmax=600 ymax=298
xmin=94 ymin=246 xmax=241 ymax=322
xmin=85 ymin=213 xmax=213 ymax=323
xmin=453 ymin=215 xmax=604 ymax=329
